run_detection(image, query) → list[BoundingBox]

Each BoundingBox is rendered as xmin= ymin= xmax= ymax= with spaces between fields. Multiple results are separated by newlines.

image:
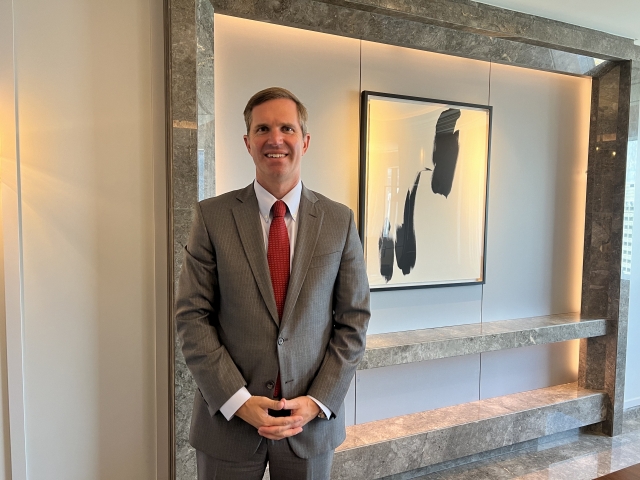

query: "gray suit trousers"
xmin=196 ymin=440 xmax=334 ymax=480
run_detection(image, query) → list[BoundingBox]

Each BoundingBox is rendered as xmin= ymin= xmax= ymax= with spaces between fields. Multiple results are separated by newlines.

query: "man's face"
xmin=244 ymin=98 xmax=310 ymax=190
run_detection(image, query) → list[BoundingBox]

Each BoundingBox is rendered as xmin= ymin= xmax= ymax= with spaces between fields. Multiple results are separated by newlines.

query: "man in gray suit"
xmin=176 ymin=87 xmax=370 ymax=479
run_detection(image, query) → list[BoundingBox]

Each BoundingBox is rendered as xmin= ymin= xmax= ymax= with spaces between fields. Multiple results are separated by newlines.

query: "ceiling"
xmin=479 ymin=0 xmax=640 ymax=43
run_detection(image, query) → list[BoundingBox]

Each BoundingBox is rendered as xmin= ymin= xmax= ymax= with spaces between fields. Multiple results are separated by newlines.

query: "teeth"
xmin=266 ymin=153 xmax=287 ymax=158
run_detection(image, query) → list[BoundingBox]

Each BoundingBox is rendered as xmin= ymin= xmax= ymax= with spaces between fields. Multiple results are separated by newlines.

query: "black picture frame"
xmin=359 ymin=91 xmax=493 ymax=291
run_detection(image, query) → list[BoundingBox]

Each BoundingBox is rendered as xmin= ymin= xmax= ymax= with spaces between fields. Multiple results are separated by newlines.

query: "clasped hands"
xmin=235 ymin=395 xmax=321 ymax=440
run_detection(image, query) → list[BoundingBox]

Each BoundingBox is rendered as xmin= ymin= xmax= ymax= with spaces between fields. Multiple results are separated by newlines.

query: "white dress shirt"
xmin=219 ymin=180 xmax=331 ymax=421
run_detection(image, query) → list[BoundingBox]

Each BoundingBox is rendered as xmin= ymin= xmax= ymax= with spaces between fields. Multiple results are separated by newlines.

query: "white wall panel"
xmin=360 ymin=41 xmax=491 ymax=106
xmin=481 ymin=64 xmax=591 ymax=322
xmin=368 ymin=285 xmax=481 ymax=334
xmin=480 ymin=341 xmax=580 ymax=399
xmin=355 ymin=355 xmax=480 ymax=424
xmin=214 ymin=15 xmax=361 ymax=210
xmin=345 ymin=377 xmax=356 ymax=427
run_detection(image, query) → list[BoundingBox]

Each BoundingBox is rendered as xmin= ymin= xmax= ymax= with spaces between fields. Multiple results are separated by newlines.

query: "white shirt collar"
xmin=254 ymin=179 xmax=302 ymax=222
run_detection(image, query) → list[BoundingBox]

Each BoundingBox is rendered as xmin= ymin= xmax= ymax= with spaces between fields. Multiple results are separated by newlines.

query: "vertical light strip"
xmin=354 ymin=39 xmax=362 ymax=426
xmin=478 ymin=60 xmax=493 ymax=402
xmin=3 ymin=0 xmax=28 ymax=478
xmin=150 ymin=0 xmax=171 ymax=476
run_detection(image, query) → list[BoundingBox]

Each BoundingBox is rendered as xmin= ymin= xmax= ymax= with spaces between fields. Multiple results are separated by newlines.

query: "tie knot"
xmin=272 ymin=200 xmax=287 ymax=219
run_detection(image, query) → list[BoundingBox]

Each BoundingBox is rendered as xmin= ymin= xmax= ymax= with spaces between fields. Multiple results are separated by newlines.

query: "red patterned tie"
xmin=267 ymin=200 xmax=289 ymax=398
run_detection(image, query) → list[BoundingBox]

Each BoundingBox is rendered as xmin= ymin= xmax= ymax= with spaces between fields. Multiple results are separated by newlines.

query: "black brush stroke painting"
xmin=378 ymin=107 xmax=461 ymax=282
xmin=395 ymin=170 xmax=423 ymax=275
xmin=431 ymin=108 xmax=461 ymax=198
xmin=379 ymin=219 xmax=394 ymax=282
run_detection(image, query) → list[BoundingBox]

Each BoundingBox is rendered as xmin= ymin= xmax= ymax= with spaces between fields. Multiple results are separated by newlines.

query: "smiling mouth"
xmin=265 ymin=153 xmax=288 ymax=158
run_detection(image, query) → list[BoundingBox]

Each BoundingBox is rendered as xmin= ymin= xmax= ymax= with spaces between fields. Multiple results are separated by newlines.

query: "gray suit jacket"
xmin=176 ymin=183 xmax=370 ymax=461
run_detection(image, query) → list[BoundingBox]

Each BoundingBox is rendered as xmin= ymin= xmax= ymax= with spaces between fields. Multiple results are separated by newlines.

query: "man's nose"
xmin=266 ymin=129 xmax=284 ymax=145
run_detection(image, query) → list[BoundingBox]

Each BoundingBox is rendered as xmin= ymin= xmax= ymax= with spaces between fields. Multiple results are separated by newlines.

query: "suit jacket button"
xmin=266 ymin=381 xmax=275 ymax=390
xmin=277 ymin=337 xmax=284 ymax=346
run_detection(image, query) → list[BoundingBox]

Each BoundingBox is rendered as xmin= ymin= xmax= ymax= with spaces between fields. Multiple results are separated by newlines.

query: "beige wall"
xmin=1 ymin=0 xmax=166 ymax=478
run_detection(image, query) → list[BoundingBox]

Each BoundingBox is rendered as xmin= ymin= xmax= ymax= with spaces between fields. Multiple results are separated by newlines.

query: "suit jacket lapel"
xmin=281 ymin=186 xmax=324 ymax=327
xmin=232 ymin=184 xmax=280 ymax=327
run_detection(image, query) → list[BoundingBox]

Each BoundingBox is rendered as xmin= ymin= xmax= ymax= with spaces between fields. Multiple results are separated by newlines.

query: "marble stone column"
xmin=579 ymin=61 xmax=632 ymax=436
xmin=169 ymin=0 xmax=215 ymax=478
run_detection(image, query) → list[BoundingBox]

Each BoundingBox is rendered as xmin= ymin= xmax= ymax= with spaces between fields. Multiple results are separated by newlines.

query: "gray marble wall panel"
xmin=361 ymin=315 xmax=607 ymax=369
xmin=334 ymin=385 xmax=606 ymax=479
xmin=579 ymin=62 xmax=632 ymax=436
xmin=317 ymin=0 xmax=639 ymax=61
xmin=168 ymin=0 xmax=202 ymax=480
xmin=630 ymin=66 xmax=640 ymax=143
xmin=171 ymin=0 xmax=197 ymax=125
xmin=624 ymin=405 xmax=640 ymax=426
xmin=213 ymin=0 xmax=607 ymax=76
xmin=378 ymin=429 xmax=581 ymax=480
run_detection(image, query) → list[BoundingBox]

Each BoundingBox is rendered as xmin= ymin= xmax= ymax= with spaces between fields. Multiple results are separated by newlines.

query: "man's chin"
xmin=264 ymin=168 xmax=294 ymax=179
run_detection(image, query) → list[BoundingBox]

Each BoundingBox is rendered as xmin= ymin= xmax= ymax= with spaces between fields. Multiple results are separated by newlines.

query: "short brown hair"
xmin=243 ymin=87 xmax=308 ymax=136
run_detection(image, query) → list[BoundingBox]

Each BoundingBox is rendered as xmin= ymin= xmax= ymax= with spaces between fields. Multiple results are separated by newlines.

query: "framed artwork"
xmin=359 ymin=91 xmax=492 ymax=290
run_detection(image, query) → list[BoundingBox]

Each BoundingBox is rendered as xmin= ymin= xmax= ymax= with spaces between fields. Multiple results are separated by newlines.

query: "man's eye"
xmin=283 ymin=126 xmax=294 ymax=132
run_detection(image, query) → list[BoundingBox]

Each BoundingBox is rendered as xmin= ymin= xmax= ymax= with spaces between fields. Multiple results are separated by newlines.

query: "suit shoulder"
xmin=198 ymin=188 xmax=244 ymax=212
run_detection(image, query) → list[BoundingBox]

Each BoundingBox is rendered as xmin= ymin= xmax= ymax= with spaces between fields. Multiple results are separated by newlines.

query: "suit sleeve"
xmin=175 ymin=203 xmax=247 ymax=416
xmin=306 ymin=209 xmax=371 ymax=416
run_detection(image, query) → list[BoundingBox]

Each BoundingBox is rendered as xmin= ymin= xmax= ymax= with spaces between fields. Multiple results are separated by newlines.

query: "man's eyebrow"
xmin=253 ymin=122 xmax=269 ymax=130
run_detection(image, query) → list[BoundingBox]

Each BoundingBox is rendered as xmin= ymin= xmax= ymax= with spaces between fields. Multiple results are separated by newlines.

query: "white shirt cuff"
xmin=307 ymin=396 xmax=332 ymax=419
xmin=219 ymin=387 xmax=251 ymax=420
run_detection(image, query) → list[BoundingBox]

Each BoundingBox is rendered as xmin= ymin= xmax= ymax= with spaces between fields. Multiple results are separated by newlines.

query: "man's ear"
xmin=243 ymin=134 xmax=251 ymax=153
xmin=302 ymin=133 xmax=311 ymax=155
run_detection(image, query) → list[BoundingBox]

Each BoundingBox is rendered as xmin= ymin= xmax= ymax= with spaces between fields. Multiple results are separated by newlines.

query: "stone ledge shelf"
xmin=332 ymin=383 xmax=606 ymax=480
xmin=359 ymin=313 xmax=607 ymax=370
